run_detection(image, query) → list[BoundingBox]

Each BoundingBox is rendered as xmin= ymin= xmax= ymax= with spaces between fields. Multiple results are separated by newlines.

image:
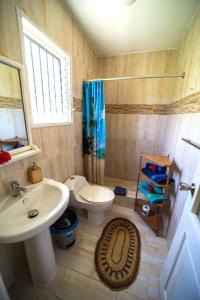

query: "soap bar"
xmin=28 ymin=162 xmax=43 ymax=184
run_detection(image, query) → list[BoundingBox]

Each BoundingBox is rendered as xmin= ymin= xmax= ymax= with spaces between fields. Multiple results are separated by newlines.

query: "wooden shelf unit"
xmin=135 ymin=199 xmax=166 ymax=232
xmin=135 ymin=152 xmax=173 ymax=236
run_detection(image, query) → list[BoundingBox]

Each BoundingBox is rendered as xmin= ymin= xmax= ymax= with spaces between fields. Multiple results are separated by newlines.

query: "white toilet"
xmin=64 ymin=175 xmax=114 ymax=225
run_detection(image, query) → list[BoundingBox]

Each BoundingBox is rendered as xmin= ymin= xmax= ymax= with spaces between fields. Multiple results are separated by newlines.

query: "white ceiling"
xmin=65 ymin=0 xmax=200 ymax=56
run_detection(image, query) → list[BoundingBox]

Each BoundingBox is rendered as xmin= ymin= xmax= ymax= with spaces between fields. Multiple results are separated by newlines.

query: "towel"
xmin=114 ymin=186 xmax=127 ymax=196
xmin=0 ymin=149 xmax=11 ymax=165
xmin=146 ymin=163 xmax=167 ymax=174
xmin=142 ymin=167 xmax=167 ymax=184
xmin=138 ymin=181 xmax=167 ymax=203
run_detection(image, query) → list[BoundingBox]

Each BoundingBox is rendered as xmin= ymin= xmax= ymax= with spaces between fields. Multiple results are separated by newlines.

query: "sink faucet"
xmin=11 ymin=181 xmax=27 ymax=197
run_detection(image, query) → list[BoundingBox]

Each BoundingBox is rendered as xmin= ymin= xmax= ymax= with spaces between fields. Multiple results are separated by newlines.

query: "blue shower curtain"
xmin=82 ymin=81 xmax=106 ymax=184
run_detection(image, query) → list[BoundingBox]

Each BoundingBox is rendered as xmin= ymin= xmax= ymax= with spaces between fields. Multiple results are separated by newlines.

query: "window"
xmin=21 ymin=17 xmax=72 ymax=126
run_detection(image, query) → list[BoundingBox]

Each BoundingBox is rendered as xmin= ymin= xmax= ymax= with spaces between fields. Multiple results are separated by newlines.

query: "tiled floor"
xmin=9 ymin=178 xmax=169 ymax=300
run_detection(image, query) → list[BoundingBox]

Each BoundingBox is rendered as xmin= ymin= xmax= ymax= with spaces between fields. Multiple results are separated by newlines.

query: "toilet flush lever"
xmin=179 ymin=182 xmax=196 ymax=195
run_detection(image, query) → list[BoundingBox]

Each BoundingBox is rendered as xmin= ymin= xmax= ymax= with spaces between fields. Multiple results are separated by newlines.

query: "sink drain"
xmin=28 ymin=209 xmax=39 ymax=218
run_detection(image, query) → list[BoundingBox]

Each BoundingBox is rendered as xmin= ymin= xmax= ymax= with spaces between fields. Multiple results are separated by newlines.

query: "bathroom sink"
xmin=0 ymin=178 xmax=69 ymax=243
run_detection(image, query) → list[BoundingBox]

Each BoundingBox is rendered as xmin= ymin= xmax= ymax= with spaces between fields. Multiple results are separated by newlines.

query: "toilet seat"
xmin=78 ymin=185 xmax=113 ymax=204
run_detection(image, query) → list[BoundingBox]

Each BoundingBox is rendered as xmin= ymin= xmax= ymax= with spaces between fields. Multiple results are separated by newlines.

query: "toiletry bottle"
xmin=28 ymin=162 xmax=43 ymax=183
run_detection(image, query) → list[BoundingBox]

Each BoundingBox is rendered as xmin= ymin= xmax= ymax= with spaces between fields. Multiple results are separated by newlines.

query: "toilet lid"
xmin=79 ymin=185 xmax=114 ymax=203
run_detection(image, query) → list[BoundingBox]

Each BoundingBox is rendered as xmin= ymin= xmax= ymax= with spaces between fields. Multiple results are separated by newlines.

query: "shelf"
xmin=0 ymin=136 xmax=27 ymax=145
xmin=135 ymin=199 xmax=163 ymax=233
xmin=0 ymin=145 xmax=41 ymax=168
xmin=139 ymin=170 xmax=167 ymax=188
xmin=141 ymin=152 xmax=172 ymax=167
xmin=136 ymin=152 xmax=173 ymax=236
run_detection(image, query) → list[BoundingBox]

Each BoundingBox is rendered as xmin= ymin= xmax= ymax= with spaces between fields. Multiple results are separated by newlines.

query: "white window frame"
xmin=17 ymin=9 xmax=73 ymax=127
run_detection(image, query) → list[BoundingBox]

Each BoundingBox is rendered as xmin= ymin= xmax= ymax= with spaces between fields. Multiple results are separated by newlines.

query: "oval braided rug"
xmin=95 ymin=217 xmax=141 ymax=291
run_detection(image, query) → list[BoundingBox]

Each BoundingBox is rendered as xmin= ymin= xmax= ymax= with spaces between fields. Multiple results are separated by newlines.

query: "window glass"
xmin=22 ymin=18 xmax=72 ymax=126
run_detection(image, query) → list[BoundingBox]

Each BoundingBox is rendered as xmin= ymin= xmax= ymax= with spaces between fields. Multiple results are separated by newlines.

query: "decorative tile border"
xmin=73 ymin=91 xmax=200 ymax=115
xmin=106 ymin=91 xmax=200 ymax=115
xmin=169 ymin=91 xmax=200 ymax=114
xmin=152 ymin=104 xmax=169 ymax=115
xmin=105 ymin=104 xmax=153 ymax=114
xmin=105 ymin=103 xmax=169 ymax=115
xmin=0 ymin=96 xmax=22 ymax=109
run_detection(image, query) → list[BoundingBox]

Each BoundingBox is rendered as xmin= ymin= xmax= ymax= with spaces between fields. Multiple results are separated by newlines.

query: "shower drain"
xmin=28 ymin=209 xmax=39 ymax=218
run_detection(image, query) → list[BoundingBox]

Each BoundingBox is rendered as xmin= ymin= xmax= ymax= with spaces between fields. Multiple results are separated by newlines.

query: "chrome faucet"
xmin=11 ymin=181 xmax=27 ymax=197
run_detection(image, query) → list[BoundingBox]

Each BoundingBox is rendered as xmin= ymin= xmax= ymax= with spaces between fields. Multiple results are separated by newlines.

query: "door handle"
xmin=179 ymin=182 xmax=196 ymax=195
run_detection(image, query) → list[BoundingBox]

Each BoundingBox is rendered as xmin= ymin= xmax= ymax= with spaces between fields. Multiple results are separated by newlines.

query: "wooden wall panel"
xmin=0 ymin=0 xmax=21 ymax=62
xmin=0 ymin=63 xmax=21 ymax=99
xmin=171 ymin=8 xmax=200 ymax=102
xmin=0 ymin=0 xmax=98 ymax=192
xmin=105 ymin=91 xmax=200 ymax=115
xmin=105 ymin=114 xmax=167 ymax=180
xmin=101 ymin=50 xmax=176 ymax=105
xmin=160 ymin=113 xmax=200 ymax=241
xmin=103 ymin=49 xmax=176 ymax=181
xmin=161 ymin=9 xmax=200 ymax=240
xmin=0 ymin=0 xmax=98 ymax=288
xmin=103 ymin=9 xmax=200 ymax=184
xmin=103 ymin=9 xmax=200 ymax=242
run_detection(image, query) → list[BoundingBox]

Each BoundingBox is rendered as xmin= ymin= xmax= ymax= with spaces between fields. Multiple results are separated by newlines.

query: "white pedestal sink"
xmin=0 ymin=178 xmax=69 ymax=286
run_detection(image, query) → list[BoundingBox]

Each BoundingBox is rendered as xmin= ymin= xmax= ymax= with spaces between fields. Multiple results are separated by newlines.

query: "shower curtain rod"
xmin=86 ymin=73 xmax=185 ymax=82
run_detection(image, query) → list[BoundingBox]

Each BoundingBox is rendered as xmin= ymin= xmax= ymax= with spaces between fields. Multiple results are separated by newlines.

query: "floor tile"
xmin=76 ymin=220 xmax=103 ymax=238
xmin=116 ymin=291 xmax=144 ymax=300
xmin=55 ymin=246 xmax=94 ymax=276
xmin=124 ymin=275 xmax=148 ymax=300
xmin=45 ymin=295 xmax=61 ymax=300
xmin=147 ymin=277 xmax=160 ymax=300
xmin=141 ymin=249 xmax=166 ymax=266
xmin=139 ymin=260 xmax=162 ymax=278
xmin=91 ymin=266 xmax=100 ymax=281
xmin=43 ymin=265 xmax=66 ymax=296
xmin=76 ymin=232 xmax=98 ymax=253
xmin=52 ymin=268 xmax=116 ymax=300
xmin=9 ymin=283 xmax=47 ymax=300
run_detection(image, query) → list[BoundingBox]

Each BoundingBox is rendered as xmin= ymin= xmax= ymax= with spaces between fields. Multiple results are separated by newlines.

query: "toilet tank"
xmin=65 ymin=175 xmax=88 ymax=195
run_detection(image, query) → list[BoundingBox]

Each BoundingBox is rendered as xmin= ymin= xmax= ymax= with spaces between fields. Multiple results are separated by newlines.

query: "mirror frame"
xmin=0 ymin=55 xmax=40 ymax=163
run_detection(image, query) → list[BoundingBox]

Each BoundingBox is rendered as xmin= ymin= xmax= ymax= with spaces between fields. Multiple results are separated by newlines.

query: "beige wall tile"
xmin=101 ymin=49 xmax=175 ymax=106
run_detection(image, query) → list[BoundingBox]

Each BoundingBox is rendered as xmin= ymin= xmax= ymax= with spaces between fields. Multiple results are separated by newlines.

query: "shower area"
xmin=82 ymin=33 xmax=200 ymax=237
xmin=96 ymin=51 xmax=182 ymax=183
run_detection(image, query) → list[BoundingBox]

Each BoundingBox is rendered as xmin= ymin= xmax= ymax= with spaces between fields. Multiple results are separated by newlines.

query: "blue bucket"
xmin=51 ymin=208 xmax=79 ymax=248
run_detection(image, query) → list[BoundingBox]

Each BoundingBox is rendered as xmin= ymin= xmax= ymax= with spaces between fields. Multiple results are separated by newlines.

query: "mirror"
xmin=0 ymin=60 xmax=28 ymax=152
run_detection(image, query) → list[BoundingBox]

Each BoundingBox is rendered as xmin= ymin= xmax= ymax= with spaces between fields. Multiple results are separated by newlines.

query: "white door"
xmin=160 ymin=160 xmax=200 ymax=300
